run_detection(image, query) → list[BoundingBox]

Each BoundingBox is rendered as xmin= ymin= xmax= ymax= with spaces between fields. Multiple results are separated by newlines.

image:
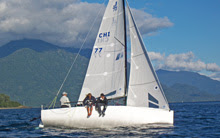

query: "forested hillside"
xmin=0 ymin=48 xmax=89 ymax=107
xmin=0 ymin=94 xmax=21 ymax=108
xmin=0 ymin=39 xmax=220 ymax=107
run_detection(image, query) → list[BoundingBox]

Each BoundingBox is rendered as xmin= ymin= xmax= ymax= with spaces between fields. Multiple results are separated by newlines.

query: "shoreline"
xmin=0 ymin=106 xmax=30 ymax=110
xmin=0 ymin=101 xmax=219 ymax=109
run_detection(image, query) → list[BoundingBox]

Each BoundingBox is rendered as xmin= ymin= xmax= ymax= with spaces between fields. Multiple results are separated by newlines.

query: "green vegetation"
xmin=0 ymin=48 xmax=89 ymax=107
xmin=0 ymin=94 xmax=21 ymax=107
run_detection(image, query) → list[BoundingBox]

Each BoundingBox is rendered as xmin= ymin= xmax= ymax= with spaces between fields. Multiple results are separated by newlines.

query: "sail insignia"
xmin=113 ymin=1 xmax=117 ymax=12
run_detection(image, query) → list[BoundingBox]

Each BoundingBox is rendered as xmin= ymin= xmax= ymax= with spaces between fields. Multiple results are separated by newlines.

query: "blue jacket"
xmin=83 ymin=96 xmax=96 ymax=106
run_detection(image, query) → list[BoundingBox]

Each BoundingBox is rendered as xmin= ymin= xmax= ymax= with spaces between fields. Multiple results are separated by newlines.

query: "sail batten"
xmin=103 ymin=11 xmax=124 ymax=19
xmin=131 ymin=53 xmax=145 ymax=58
xmin=86 ymin=69 xmax=124 ymax=77
xmin=130 ymin=81 xmax=156 ymax=86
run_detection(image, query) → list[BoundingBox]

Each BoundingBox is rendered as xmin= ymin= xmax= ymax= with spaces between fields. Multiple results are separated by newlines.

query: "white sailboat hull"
xmin=41 ymin=106 xmax=174 ymax=128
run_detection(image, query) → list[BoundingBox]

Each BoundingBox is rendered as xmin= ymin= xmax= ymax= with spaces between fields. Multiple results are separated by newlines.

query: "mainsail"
xmin=126 ymin=3 xmax=170 ymax=110
xmin=41 ymin=0 xmax=174 ymax=129
xmin=78 ymin=0 xmax=126 ymax=101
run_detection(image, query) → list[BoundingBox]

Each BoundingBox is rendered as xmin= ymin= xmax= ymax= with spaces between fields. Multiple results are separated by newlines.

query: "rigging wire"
xmin=48 ymin=0 xmax=107 ymax=109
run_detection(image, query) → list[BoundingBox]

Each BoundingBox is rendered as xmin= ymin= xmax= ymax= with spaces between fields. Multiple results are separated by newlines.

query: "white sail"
xmin=126 ymin=3 xmax=169 ymax=110
xmin=41 ymin=1 xmax=174 ymax=128
xmin=78 ymin=0 xmax=126 ymax=101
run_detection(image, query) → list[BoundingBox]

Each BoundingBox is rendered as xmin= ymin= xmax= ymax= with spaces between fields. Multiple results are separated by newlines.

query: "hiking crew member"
xmin=83 ymin=93 xmax=96 ymax=118
xmin=96 ymin=93 xmax=108 ymax=117
xmin=60 ymin=92 xmax=71 ymax=108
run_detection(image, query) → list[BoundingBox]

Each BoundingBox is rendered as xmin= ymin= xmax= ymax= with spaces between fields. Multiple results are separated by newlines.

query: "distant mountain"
xmin=162 ymin=83 xmax=220 ymax=103
xmin=0 ymin=39 xmax=220 ymax=107
xmin=157 ymin=69 xmax=220 ymax=95
xmin=0 ymin=48 xmax=89 ymax=107
xmin=0 ymin=39 xmax=92 ymax=58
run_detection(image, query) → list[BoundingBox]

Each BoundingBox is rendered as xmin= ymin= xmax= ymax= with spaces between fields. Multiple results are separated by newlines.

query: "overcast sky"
xmin=0 ymin=0 xmax=219 ymax=80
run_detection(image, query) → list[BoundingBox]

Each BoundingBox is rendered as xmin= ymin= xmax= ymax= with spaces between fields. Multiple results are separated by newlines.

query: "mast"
xmin=122 ymin=0 xmax=128 ymax=105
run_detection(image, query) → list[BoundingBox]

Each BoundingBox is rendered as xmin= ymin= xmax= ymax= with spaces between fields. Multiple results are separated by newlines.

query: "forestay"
xmin=78 ymin=0 xmax=126 ymax=101
xmin=126 ymin=3 xmax=170 ymax=110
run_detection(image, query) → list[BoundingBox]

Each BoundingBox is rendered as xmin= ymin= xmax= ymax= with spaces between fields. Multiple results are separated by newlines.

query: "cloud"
xmin=206 ymin=63 xmax=220 ymax=72
xmin=209 ymin=72 xmax=220 ymax=81
xmin=0 ymin=2 xmax=7 ymax=13
xmin=131 ymin=9 xmax=174 ymax=35
xmin=0 ymin=0 xmax=173 ymax=47
xmin=149 ymin=51 xmax=220 ymax=73
xmin=162 ymin=52 xmax=207 ymax=72
xmin=0 ymin=0 xmax=104 ymax=47
xmin=148 ymin=52 xmax=164 ymax=61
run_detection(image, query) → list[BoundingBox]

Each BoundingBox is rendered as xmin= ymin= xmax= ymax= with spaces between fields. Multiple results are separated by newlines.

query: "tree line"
xmin=0 ymin=94 xmax=21 ymax=107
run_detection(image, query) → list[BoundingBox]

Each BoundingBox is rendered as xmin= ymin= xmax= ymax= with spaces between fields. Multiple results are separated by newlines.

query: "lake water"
xmin=0 ymin=102 xmax=220 ymax=137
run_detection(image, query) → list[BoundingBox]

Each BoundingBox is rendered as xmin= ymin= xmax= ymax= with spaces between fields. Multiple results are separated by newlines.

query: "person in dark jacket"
xmin=96 ymin=93 xmax=108 ymax=117
xmin=83 ymin=93 xmax=96 ymax=118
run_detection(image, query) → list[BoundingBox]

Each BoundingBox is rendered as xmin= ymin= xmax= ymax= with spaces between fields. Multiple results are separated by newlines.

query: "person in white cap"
xmin=60 ymin=92 xmax=71 ymax=108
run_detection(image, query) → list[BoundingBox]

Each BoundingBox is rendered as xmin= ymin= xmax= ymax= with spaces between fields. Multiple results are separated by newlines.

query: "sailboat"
xmin=41 ymin=0 xmax=174 ymax=128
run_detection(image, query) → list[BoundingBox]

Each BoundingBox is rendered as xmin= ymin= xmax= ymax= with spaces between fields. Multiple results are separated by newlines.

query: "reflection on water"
xmin=41 ymin=124 xmax=174 ymax=137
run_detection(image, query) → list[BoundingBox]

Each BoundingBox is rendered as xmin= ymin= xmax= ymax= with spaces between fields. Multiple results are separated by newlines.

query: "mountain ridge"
xmin=0 ymin=47 xmax=89 ymax=107
xmin=0 ymin=38 xmax=92 ymax=58
xmin=157 ymin=69 xmax=220 ymax=95
xmin=0 ymin=39 xmax=220 ymax=107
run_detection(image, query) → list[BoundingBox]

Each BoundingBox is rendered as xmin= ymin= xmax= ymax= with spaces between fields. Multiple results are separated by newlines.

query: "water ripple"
xmin=0 ymin=102 xmax=220 ymax=137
